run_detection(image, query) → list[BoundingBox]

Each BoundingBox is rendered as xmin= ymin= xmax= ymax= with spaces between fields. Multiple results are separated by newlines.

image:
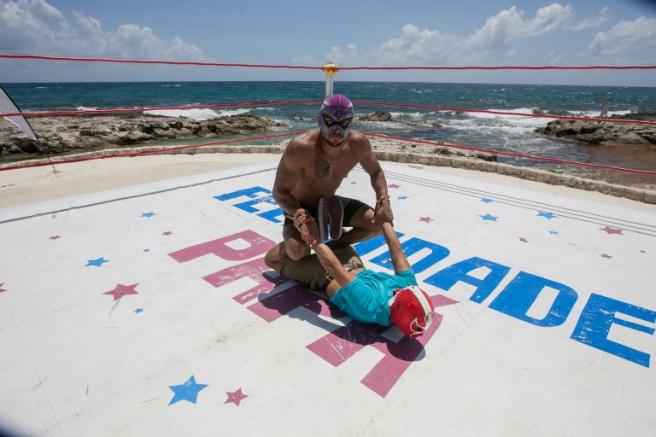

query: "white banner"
xmin=0 ymin=86 xmax=37 ymax=141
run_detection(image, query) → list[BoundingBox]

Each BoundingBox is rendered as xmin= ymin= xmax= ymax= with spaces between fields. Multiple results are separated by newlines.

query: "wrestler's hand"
xmin=293 ymin=209 xmax=320 ymax=246
xmin=292 ymin=208 xmax=308 ymax=233
xmin=301 ymin=227 xmax=319 ymax=247
xmin=372 ymin=196 xmax=394 ymax=225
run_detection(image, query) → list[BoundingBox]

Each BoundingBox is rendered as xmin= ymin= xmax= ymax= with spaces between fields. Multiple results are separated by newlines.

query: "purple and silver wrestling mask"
xmin=318 ymin=94 xmax=354 ymax=145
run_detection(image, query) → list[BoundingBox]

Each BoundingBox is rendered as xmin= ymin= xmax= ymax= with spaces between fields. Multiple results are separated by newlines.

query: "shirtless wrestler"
xmin=272 ymin=94 xmax=393 ymax=261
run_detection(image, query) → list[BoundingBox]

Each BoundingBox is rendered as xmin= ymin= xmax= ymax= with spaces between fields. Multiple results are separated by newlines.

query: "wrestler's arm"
xmin=354 ymin=134 xmax=393 ymax=224
xmin=272 ymin=140 xmax=304 ymax=216
xmin=309 ymin=240 xmax=356 ymax=288
xmin=381 ymin=222 xmax=411 ymax=274
xmin=355 ymin=134 xmax=389 ymax=201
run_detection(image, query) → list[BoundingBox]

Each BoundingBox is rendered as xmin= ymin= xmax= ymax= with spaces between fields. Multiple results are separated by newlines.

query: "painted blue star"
xmin=479 ymin=214 xmax=498 ymax=222
xmin=134 ymin=308 xmax=144 ymax=314
xmin=168 ymin=376 xmax=208 ymax=405
xmin=537 ymin=211 xmax=556 ymax=220
xmin=141 ymin=212 xmax=156 ymax=218
xmin=85 ymin=257 xmax=109 ymax=267
xmin=480 ymin=198 xmax=493 ymax=203
xmin=549 ymin=230 xmax=559 ymax=235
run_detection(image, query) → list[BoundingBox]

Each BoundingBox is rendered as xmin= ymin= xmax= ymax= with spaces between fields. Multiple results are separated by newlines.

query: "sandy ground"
xmin=1 ymin=151 xmax=654 ymax=213
xmin=0 ymin=153 xmax=280 ymax=208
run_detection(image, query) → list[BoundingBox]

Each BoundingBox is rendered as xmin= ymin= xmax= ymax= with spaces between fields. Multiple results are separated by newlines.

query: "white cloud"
xmin=568 ymin=6 xmax=609 ymax=31
xmin=321 ymin=3 xmax=655 ymax=69
xmin=589 ymin=16 xmax=656 ymax=57
xmin=373 ymin=24 xmax=459 ymax=65
xmin=323 ymin=3 xmax=582 ymax=67
xmin=467 ymin=3 xmax=572 ymax=50
xmin=326 ymin=43 xmax=360 ymax=64
xmin=0 ymin=0 xmax=203 ymax=59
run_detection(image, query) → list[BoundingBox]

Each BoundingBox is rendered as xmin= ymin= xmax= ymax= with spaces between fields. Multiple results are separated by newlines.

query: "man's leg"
xmin=328 ymin=199 xmax=381 ymax=249
xmin=282 ymin=220 xmax=311 ymax=261
xmin=264 ymin=240 xmax=329 ymax=290
xmin=265 ymin=243 xmax=364 ymax=293
xmin=264 ymin=242 xmax=288 ymax=271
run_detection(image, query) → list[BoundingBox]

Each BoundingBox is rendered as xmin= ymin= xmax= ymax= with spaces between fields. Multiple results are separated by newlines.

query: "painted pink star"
xmin=519 ymin=237 xmax=529 ymax=243
xmin=600 ymin=226 xmax=623 ymax=235
xmin=388 ymin=183 xmax=400 ymax=189
xmin=600 ymin=253 xmax=612 ymax=259
xmin=419 ymin=216 xmax=434 ymax=223
xmin=49 ymin=235 xmax=60 ymax=240
xmin=103 ymin=283 xmax=139 ymax=301
xmin=0 ymin=283 xmax=7 ymax=293
xmin=225 ymin=388 xmax=248 ymax=406
xmin=162 ymin=231 xmax=173 ymax=236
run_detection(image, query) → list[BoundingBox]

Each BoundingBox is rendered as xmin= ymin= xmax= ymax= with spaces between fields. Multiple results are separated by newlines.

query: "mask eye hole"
xmin=338 ymin=118 xmax=353 ymax=129
xmin=409 ymin=316 xmax=431 ymax=336
xmin=322 ymin=114 xmax=337 ymax=126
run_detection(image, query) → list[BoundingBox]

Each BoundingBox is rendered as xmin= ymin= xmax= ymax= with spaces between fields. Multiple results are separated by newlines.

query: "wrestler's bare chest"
xmin=291 ymin=149 xmax=360 ymax=204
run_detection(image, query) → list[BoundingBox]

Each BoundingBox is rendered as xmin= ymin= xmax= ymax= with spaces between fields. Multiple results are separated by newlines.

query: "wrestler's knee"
xmin=263 ymin=242 xmax=284 ymax=270
xmin=285 ymin=239 xmax=311 ymax=261
xmin=264 ymin=247 xmax=278 ymax=270
xmin=349 ymin=207 xmax=381 ymax=233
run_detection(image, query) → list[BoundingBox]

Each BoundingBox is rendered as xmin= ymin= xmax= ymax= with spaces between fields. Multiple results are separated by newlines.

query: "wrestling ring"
xmin=0 ymin=54 xmax=655 ymax=437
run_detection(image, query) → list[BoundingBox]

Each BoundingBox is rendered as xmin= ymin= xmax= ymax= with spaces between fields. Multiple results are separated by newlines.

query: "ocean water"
xmin=2 ymin=81 xmax=656 ymax=185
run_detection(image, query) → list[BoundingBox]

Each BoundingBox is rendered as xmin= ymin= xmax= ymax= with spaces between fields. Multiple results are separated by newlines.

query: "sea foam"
xmin=143 ymin=108 xmax=251 ymax=121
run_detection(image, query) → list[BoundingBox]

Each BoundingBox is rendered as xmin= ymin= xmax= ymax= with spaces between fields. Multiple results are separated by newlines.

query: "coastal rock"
xmin=0 ymin=114 xmax=289 ymax=157
xmin=116 ymin=131 xmax=155 ymax=145
xmin=359 ymin=111 xmax=393 ymax=122
xmin=536 ymin=118 xmax=656 ymax=146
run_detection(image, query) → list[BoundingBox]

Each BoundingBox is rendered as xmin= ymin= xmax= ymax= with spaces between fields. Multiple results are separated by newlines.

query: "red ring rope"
xmin=1 ymin=129 xmax=653 ymax=175
xmin=1 ymin=53 xmax=653 ymax=175
xmin=341 ymin=65 xmax=656 ymax=71
xmin=366 ymin=133 xmax=656 ymax=175
xmin=1 ymin=99 xmax=653 ymax=126
xmin=0 ymin=54 xmax=321 ymax=70
xmin=1 ymin=54 xmax=655 ymax=71
xmin=354 ymin=100 xmax=656 ymax=126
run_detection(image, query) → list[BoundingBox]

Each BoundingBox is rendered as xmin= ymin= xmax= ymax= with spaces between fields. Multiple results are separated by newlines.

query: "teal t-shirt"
xmin=330 ymin=269 xmax=418 ymax=326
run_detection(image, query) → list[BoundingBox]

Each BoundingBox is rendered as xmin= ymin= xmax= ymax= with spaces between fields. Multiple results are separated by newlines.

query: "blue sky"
xmin=1 ymin=0 xmax=655 ymax=85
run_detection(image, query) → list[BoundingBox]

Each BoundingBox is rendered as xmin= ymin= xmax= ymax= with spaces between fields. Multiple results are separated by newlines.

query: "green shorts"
xmin=276 ymin=245 xmax=364 ymax=290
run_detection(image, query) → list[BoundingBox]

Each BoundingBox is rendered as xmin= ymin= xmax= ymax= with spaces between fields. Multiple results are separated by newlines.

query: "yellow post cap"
xmin=322 ymin=63 xmax=339 ymax=76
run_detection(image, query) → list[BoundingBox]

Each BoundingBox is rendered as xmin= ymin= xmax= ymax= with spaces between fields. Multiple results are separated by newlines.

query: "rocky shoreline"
xmin=0 ymin=114 xmax=288 ymax=158
xmin=0 ymin=111 xmax=497 ymax=163
xmin=535 ymin=113 xmax=656 ymax=146
xmin=1 ymin=111 xmax=654 ymax=194
xmin=4 ymin=110 xmax=655 ymax=158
